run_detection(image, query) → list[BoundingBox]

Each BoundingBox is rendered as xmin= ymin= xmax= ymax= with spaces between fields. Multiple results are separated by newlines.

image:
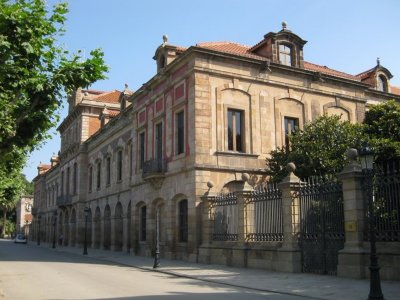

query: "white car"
xmin=14 ymin=233 xmax=27 ymax=244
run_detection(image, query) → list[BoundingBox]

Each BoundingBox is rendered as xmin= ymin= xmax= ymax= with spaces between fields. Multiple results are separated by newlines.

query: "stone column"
xmin=197 ymin=193 xmax=214 ymax=264
xmin=337 ymin=149 xmax=368 ymax=278
xmin=276 ymin=163 xmax=302 ymax=273
xmin=233 ymin=179 xmax=253 ymax=268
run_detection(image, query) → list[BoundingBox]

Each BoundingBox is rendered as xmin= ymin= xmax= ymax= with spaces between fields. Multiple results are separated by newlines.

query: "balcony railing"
xmin=56 ymin=195 xmax=72 ymax=206
xmin=142 ymin=158 xmax=167 ymax=178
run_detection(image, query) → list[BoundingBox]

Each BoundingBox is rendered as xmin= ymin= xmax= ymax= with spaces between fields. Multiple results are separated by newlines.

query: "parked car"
xmin=14 ymin=233 xmax=27 ymax=244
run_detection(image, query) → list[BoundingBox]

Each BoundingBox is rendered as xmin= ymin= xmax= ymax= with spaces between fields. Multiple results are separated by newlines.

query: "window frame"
xmin=227 ymin=109 xmax=244 ymax=152
xmin=117 ymin=149 xmax=123 ymax=181
xmin=279 ymin=44 xmax=292 ymax=66
xmin=176 ymin=110 xmax=185 ymax=155
xmin=96 ymin=161 xmax=101 ymax=190
xmin=106 ymin=156 xmax=111 ymax=186
xmin=88 ymin=165 xmax=93 ymax=193
xmin=284 ymin=116 xmax=299 ymax=151
xmin=139 ymin=131 xmax=146 ymax=170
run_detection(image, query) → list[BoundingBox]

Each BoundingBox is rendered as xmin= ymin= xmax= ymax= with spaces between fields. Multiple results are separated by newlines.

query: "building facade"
xmin=15 ymin=195 xmax=33 ymax=237
xmin=32 ymin=24 xmax=400 ymax=277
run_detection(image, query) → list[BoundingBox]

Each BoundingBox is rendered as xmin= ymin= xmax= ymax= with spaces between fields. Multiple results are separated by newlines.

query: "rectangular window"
xmin=61 ymin=171 xmax=64 ymax=196
xmin=106 ymin=157 xmax=111 ymax=185
xmin=117 ymin=150 xmax=122 ymax=181
xmin=129 ymin=143 xmax=133 ymax=178
xmin=140 ymin=206 xmax=147 ymax=241
xmin=279 ymin=44 xmax=292 ymax=66
xmin=284 ymin=117 xmax=299 ymax=151
xmin=88 ymin=166 xmax=93 ymax=192
xmin=73 ymin=163 xmax=77 ymax=195
xmin=139 ymin=132 xmax=145 ymax=169
xmin=179 ymin=200 xmax=188 ymax=242
xmin=155 ymin=123 xmax=163 ymax=160
xmin=97 ymin=162 xmax=101 ymax=189
xmin=176 ymin=111 xmax=184 ymax=155
xmin=228 ymin=109 xmax=244 ymax=152
xmin=66 ymin=167 xmax=70 ymax=196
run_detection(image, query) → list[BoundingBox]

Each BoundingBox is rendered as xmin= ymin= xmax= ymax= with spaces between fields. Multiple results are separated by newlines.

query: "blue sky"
xmin=23 ymin=0 xmax=400 ymax=181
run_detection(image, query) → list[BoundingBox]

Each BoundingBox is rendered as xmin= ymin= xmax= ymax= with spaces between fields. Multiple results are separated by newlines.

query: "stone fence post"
xmin=276 ymin=163 xmax=302 ymax=273
xmin=337 ymin=149 xmax=368 ymax=278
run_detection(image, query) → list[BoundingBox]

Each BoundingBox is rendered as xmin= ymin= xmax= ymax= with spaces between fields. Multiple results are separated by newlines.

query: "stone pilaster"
xmin=337 ymin=149 xmax=368 ymax=278
xmin=276 ymin=163 xmax=302 ymax=273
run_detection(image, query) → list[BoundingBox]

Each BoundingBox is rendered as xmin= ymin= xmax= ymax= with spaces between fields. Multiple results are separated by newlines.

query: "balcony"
xmin=56 ymin=195 xmax=72 ymax=207
xmin=142 ymin=158 xmax=167 ymax=189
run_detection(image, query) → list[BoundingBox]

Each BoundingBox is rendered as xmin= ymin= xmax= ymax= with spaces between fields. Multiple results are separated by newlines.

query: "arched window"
xmin=377 ymin=75 xmax=388 ymax=92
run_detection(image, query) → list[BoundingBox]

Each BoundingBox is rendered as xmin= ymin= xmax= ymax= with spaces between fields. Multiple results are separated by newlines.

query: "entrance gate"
xmin=298 ymin=178 xmax=344 ymax=275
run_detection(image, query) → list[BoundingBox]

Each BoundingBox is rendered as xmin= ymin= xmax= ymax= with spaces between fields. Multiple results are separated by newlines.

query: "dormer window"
xmin=279 ymin=44 xmax=292 ymax=66
xmin=377 ymin=75 xmax=388 ymax=92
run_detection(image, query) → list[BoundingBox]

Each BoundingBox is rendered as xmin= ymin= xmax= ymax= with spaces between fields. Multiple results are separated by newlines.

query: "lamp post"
xmin=52 ymin=211 xmax=57 ymax=249
xmin=37 ymin=215 xmax=41 ymax=246
xmin=153 ymin=207 xmax=160 ymax=268
xmin=83 ymin=207 xmax=89 ymax=255
xmin=359 ymin=143 xmax=385 ymax=300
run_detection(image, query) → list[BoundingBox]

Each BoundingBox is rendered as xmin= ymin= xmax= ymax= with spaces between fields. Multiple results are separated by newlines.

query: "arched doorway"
xmin=70 ymin=208 xmax=76 ymax=246
xmin=87 ymin=209 xmax=92 ymax=248
xmin=103 ymin=205 xmax=111 ymax=250
xmin=127 ymin=201 xmax=131 ymax=253
xmin=64 ymin=210 xmax=69 ymax=246
xmin=114 ymin=202 xmax=123 ymax=251
xmin=94 ymin=207 xmax=101 ymax=249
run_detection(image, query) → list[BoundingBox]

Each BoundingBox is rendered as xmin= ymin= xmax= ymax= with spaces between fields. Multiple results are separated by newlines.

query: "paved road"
xmin=0 ymin=240 xmax=310 ymax=300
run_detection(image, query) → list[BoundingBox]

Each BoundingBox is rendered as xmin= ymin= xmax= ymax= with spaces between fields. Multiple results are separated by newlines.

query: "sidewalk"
xmin=46 ymin=244 xmax=399 ymax=300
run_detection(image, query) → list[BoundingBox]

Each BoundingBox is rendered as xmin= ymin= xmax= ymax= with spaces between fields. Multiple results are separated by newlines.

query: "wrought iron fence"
xmin=210 ymin=193 xmax=238 ymax=241
xmin=298 ymin=176 xmax=344 ymax=275
xmin=245 ymin=183 xmax=283 ymax=242
xmin=364 ymin=160 xmax=400 ymax=242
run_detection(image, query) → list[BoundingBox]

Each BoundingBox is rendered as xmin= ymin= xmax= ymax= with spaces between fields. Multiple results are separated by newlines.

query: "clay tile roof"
xmin=93 ymin=90 xmax=121 ymax=104
xmin=356 ymin=68 xmax=375 ymax=80
xmin=196 ymin=42 xmax=266 ymax=60
xmin=303 ymin=61 xmax=360 ymax=81
xmin=391 ymin=86 xmax=400 ymax=95
xmin=109 ymin=110 xmax=120 ymax=117
xmin=81 ymin=89 xmax=105 ymax=95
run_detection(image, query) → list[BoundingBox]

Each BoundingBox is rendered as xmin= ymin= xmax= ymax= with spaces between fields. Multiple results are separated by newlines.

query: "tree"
xmin=363 ymin=100 xmax=400 ymax=162
xmin=266 ymin=115 xmax=363 ymax=182
xmin=0 ymin=0 xmax=108 ymax=211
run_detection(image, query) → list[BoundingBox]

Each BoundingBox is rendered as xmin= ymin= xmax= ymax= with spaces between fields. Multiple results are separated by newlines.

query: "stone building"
xmin=15 ymin=195 xmax=33 ymax=237
xmin=32 ymin=24 xmax=400 ymax=277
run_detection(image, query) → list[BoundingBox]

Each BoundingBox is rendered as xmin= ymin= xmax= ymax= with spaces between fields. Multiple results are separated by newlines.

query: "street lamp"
xmin=37 ymin=215 xmax=41 ymax=246
xmin=83 ymin=207 xmax=89 ymax=255
xmin=52 ymin=211 xmax=57 ymax=249
xmin=359 ymin=143 xmax=385 ymax=300
xmin=153 ymin=207 xmax=160 ymax=268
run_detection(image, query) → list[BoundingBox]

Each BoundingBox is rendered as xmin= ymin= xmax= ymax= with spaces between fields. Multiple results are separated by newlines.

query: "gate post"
xmin=337 ymin=149 xmax=368 ymax=278
xmin=276 ymin=163 xmax=302 ymax=273
xmin=232 ymin=173 xmax=253 ymax=267
xmin=197 ymin=188 xmax=215 ymax=264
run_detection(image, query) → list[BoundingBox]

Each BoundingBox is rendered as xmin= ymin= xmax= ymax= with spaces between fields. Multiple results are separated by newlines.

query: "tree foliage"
xmin=363 ymin=100 xmax=400 ymax=161
xmin=0 ymin=0 xmax=108 ymax=209
xmin=266 ymin=115 xmax=363 ymax=182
